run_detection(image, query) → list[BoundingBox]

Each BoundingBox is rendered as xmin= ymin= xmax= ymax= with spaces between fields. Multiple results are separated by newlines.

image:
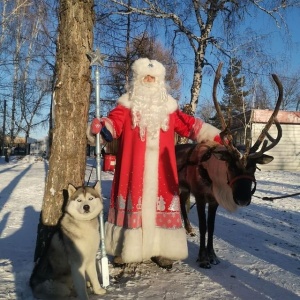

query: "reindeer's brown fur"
xmin=178 ymin=142 xmax=238 ymax=211
xmin=176 ymin=141 xmax=272 ymax=268
xmin=176 ymin=64 xmax=283 ymax=269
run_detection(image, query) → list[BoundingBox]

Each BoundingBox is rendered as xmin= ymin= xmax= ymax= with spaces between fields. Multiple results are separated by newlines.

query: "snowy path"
xmin=0 ymin=156 xmax=299 ymax=299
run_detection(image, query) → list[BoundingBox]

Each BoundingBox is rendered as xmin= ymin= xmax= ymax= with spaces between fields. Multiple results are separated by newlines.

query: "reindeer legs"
xmin=180 ymin=189 xmax=195 ymax=236
xmin=196 ymin=201 xmax=209 ymax=268
xmin=196 ymin=199 xmax=220 ymax=268
xmin=207 ymin=202 xmax=220 ymax=266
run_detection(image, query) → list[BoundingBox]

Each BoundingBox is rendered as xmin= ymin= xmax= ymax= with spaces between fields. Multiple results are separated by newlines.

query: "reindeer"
xmin=176 ymin=63 xmax=283 ymax=268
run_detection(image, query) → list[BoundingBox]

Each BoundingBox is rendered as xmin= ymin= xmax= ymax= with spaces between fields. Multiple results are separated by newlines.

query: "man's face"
xmin=143 ymin=75 xmax=155 ymax=83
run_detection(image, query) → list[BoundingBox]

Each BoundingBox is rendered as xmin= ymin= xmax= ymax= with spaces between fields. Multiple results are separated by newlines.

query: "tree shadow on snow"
xmin=214 ymin=213 xmax=299 ymax=273
xmin=0 ymin=205 xmax=39 ymax=299
xmin=0 ymin=163 xmax=21 ymax=174
xmin=186 ymin=239 xmax=299 ymax=300
xmin=0 ymin=164 xmax=33 ymax=213
xmin=184 ymin=204 xmax=299 ymax=300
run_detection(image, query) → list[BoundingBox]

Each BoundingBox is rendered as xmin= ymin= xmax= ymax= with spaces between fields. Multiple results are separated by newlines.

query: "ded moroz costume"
xmin=87 ymin=58 xmax=222 ymax=268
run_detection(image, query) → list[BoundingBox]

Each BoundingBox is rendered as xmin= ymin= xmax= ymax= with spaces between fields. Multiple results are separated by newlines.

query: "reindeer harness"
xmin=178 ymin=143 xmax=257 ymax=195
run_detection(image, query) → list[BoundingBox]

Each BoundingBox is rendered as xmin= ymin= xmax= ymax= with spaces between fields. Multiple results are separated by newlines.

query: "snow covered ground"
xmin=0 ymin=155 xmax=299 ymax=300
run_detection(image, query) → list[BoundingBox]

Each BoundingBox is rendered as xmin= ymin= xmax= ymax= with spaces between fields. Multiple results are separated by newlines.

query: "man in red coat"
xmin=88 ymin=58 xmax=222 ymax=269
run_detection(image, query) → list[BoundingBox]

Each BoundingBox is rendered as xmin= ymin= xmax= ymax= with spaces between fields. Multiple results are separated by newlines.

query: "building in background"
xmin=29 ymin=136 xmax=49 ymax=157
xmin=0 ymin=136 xmax=49 ymax=158
xmin=232 ymin=110 xmax=300 ymax=171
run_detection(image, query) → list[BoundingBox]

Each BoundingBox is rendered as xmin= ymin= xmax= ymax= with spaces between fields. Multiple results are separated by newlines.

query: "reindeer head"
xmin=211 ymin=63 xmax=283 ymax=207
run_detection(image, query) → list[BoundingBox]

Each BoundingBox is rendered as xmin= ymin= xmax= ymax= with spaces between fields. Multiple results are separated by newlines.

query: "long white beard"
xmin=130 ymin=80 xmax=169 ymax=141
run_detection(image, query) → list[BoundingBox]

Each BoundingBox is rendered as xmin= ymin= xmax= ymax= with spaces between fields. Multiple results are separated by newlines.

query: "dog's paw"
xmin=93 ymin=287 xmax=106 ymax=295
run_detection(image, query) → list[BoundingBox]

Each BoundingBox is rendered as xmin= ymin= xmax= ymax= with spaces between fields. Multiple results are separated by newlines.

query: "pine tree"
xmin=222 ymin=58 xmax=249 ymax=117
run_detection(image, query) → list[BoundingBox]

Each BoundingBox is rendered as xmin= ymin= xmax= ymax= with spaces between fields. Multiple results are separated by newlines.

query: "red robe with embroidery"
xmin=102 ymin=94 xmax=220 ymax=263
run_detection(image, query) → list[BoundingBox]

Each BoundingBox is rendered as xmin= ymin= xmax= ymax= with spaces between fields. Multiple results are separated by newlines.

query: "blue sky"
xmin=251 ymin=7 xmax=300 ymax=73
xmin=175 ymin=6 xmax=300 ymax=114
xmin=31 ymin=5 xmax=300 ymax=139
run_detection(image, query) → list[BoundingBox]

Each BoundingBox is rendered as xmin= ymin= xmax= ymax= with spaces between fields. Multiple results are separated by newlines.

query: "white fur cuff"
xmin=86 ymin=123 xmax=96 ymax=146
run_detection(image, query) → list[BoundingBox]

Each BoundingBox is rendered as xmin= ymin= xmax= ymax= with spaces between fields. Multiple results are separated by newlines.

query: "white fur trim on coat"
xmin=86 ymin=118 xmax=115 ymax=145
xmin=105 ymin=222 xmax=188 ymax=262
xmin=191 ymin=119 xmax=221 ymax=143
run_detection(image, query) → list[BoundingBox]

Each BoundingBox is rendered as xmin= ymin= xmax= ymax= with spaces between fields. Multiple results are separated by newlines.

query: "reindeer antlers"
xmin=213 ymin=63 xmax=241 ymax=161
xmin=249 ymin=74 xmax=283 ymax=155
xmin=213 ymin=62 xmax=226 ymax=130
xmin=212 ymin=63 xmax=283 ymax=163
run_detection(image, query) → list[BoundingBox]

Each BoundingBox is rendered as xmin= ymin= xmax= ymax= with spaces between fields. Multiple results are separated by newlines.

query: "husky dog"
xmin=30 ymin=182 xmax=106 ymax=300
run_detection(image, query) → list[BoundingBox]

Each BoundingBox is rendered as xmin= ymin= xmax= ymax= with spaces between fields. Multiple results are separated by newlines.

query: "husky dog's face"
xmin=66 ymin=181 xmax=103 ymax=221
